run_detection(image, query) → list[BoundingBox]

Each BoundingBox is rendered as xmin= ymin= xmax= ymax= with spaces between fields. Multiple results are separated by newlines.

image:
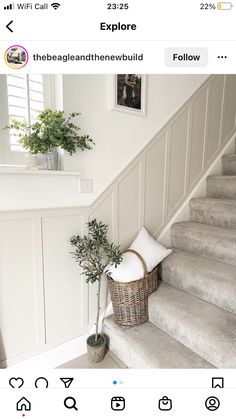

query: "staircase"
xmin=104 ymin=144 xmax=236 ymax=368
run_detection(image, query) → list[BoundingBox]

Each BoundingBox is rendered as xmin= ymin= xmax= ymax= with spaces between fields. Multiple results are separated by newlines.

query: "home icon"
xmin=16 ymin=397 xmax=31 ymax=411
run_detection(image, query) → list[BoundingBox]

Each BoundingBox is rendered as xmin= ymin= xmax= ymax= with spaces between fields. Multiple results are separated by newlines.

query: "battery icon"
xmin=217 ymin=2 xmax=233 ymax=9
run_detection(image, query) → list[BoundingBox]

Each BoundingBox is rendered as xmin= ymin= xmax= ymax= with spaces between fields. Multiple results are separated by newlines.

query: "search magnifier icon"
xmin=64 ymin=397 xmax=78 ymax=411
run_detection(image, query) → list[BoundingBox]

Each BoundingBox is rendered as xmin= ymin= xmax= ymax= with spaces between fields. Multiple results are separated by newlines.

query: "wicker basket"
xmin=108 ymin=249 xmax=160 ymax=328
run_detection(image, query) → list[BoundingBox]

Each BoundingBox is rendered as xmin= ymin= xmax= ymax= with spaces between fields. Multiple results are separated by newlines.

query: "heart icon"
xmin=9 ymin=377 xmax=24 ymax=388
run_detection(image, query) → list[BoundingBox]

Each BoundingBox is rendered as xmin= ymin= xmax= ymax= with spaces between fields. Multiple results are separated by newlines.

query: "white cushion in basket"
xmin=105 ymin=227 xmax=172 ymax=282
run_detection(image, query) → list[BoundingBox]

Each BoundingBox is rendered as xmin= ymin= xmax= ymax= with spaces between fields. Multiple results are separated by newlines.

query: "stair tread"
xmin=161 ymin=249 xmax=236 ymax=314
xmin=171 ymin=221 xmax=236 ymax=266
xmin=104 ymin=315 xmax=213 ymax=368
xmin=149 ymin=283 xmax=236 ymax=368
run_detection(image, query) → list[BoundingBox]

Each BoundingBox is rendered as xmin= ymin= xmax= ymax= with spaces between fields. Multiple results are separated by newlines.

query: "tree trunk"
xmin=95 ymin=276 xmax=102 ymax=343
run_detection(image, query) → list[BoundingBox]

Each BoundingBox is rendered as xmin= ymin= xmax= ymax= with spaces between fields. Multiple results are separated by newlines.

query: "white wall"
xmin=63 ymin=74 xmax=209 ymax=201
xmin=0 ymin=174 xmax=82 ymax=210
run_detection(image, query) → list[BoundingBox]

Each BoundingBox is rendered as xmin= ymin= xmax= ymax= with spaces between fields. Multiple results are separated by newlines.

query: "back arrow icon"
xmin=6 ymin=20 xmax=13 ymax=33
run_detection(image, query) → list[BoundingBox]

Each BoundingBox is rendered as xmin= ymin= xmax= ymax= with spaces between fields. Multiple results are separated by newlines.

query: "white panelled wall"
xmin=0 ymin=75 xmax=236 ymax=367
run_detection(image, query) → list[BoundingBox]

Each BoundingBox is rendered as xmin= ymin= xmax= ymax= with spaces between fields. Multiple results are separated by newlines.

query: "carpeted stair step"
xmin=103 ymin=315 xmax=213 ymax=368
xmin=207 ymin=175 xmax=236 ymax=200
xmin=160 ymin=250 xmax=236 ymax=314
xmin=149 ymin=283 xmax=236 ymax=368
xmin=190 ymin=197 xmax=236 ymax=229
xmin=171 ymin=221 xmax=236 ymax=267
xmin=222 ymin=154 xmax=236 ymax=175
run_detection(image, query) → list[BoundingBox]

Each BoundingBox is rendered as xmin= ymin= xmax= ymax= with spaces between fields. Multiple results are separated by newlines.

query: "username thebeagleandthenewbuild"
xmin=32 ymin=53 xmax=143 ymax=62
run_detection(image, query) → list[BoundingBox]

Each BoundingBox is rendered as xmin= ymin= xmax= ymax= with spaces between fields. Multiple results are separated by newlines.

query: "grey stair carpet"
xmin=222 ymin=154 xmax=236 ymax=175
xmin=160 ymin=250 xmax=236 ymax=314
xmin=105 ymin=143 xmax=236 ymax=369
xmin=171 ymin=221 xmax=236 ymax=267
xmin=103 ymin=315 xmax=213 ymax=368
xmin=190 ymin=197 xmax=236 ymax=230
xmin=149 ymin=283 xmax=236 ymax=368
xmin=207 ymin=175 xmax=236 ymax=200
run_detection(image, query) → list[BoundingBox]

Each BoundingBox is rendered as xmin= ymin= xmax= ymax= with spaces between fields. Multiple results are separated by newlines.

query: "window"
xmin=7 ymin=74 xmax=44 ymax=152
xmin=0 ymin=74 xmax=57 ymax=165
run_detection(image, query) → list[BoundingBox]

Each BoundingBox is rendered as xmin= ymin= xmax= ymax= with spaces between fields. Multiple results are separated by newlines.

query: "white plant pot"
xmin=25 ymin=153 xmax=39 ymax=168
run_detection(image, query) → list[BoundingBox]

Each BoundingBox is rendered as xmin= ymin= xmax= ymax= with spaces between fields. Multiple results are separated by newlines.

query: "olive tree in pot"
xmin=70 ymin=219 xmax=122 ymax=363
xmin=5 ymin=109 xmax=94 ymax=170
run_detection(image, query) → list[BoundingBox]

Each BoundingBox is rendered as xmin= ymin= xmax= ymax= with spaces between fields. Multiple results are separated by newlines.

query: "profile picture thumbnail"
xmin=4 ymin=45 xmax=29 ymax=69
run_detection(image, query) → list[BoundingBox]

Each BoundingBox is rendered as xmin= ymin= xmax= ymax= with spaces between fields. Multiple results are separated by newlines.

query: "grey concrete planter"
xmin=87 ymin=334 xmax=106 ymax=363
xmin=39 ymin=149 xmax=58 ymax=170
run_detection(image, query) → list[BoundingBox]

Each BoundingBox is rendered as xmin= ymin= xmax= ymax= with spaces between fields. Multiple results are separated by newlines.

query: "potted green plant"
xmin=5 ymin=109 xmax=94 ymax=170
xmin=70 ymin=219 xmax=122 ymax=363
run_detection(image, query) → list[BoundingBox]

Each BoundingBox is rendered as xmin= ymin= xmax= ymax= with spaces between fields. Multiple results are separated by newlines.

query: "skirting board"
xmin=8 ymin=333 xmax=88 ymax=369
xmin=158 ymin=131 xmax=236 ymax=247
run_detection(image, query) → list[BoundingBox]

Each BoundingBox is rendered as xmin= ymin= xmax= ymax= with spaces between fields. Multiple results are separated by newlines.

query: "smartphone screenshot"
xmin=0 ymin=0 xmax=236 ymax=417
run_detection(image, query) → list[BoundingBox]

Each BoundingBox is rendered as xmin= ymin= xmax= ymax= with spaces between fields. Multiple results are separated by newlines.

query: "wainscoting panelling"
xmin=88 ymin=192 xmax=115 ymax=324
xmin=144 ymin=133 xmax=167 ymax=233
xmin=42 ymin=212 xmax=85 ymax=343
xmin=167 ymin=109 xmax=189 ymax=216
xmin=0 ymin=217 xmax=39 ymax=361
xmin=1 ymin=75 xmax=236 ymax=366
xmin=206 ymin=75 xmax=224 ymax=162
xmin=188 ymin=87 xmax=208 ymax=188
xmin=118 ymin=163 xmax=142 ymax=249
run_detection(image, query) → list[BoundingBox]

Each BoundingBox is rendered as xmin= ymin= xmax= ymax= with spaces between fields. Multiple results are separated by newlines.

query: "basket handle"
xmin=126 ymin=248 xmax=148 ymax=278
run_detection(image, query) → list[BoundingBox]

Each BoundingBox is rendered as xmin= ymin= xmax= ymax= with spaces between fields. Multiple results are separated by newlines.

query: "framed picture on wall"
xmin=112 ymin=74 xmax=147 ymax=116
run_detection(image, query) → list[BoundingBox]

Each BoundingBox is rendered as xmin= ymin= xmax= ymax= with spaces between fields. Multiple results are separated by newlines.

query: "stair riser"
xmin=222 ymin=158 xmax=236 ymax=175
xmin=190 ymin=205 xmax=236 ymax=230
xmin=103 ymin=323 xmax=149 ymax=368
xmin=160 ymin=253 xmax=236 ymax=314
xmin=207 ymin=177 xmax=236 ymax=200
xmin=171 ymin=224 xmax=236 ymax=267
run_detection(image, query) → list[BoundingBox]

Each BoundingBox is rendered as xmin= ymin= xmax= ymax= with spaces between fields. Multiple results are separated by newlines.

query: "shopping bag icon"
xmin=158 ymin=396 xmax=172 ymax=411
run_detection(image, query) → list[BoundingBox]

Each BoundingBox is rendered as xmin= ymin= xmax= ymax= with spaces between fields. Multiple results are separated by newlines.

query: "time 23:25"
xmin=107 ymin=3 xmax=129 ymax=10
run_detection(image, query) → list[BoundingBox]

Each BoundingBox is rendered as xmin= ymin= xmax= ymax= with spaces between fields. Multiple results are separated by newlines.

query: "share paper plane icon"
xmin=60 ymin=378 xmax=74 ymax=388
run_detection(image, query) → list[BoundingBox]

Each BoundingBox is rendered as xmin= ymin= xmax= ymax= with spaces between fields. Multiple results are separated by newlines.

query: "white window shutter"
xmin=7 ymin=74 xmax=44 ymax=152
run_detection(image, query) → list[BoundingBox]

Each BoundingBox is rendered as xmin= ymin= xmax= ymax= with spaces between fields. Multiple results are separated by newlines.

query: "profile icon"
xmin=205 ymin=396 xmax=220 ymax=411
xmin=4 ymin=45 xmax=29 ymax=69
